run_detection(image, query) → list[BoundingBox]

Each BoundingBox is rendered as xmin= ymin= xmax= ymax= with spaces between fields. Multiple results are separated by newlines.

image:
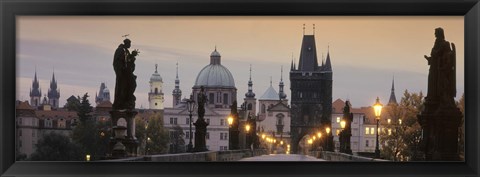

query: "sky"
xmin=16 ymin=16 xmax=464 ymax=110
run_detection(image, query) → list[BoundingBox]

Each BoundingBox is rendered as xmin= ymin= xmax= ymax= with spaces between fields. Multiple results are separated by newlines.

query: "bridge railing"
xmin=310 ymin=151 xmax=389 ymax=162
xmin=102 ymin=149 xmax=268 ymax=162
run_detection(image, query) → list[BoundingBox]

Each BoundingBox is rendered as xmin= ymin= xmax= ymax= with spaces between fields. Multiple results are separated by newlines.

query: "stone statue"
xmin=197 ymin=86 xmax=207 ymax=119
xmin=113 ymin=38 xmax=139 ymax=110
xmin=424 ymin=27 xmax=456 ymax=107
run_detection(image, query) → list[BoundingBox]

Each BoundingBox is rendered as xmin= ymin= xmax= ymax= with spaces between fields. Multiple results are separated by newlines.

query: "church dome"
xmin=103 ymin=87 xmax=110 ymax=93
xmin=194 ymin=48 xmax=235 ymax=88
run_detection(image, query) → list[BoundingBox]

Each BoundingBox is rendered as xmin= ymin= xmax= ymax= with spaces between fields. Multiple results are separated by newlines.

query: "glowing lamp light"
xmin=326 ymin=127 xmax=331 ymax=134
xmin=373 ymin=97 xmax=383 ymax=119
xmin=340 ymin=120 xmax=346 ymax=129
xmin=227 ymin=116 xmax=233 ymax=126
xmin=317 ymin=132 xmax=322 ymax=138
xmin=245 ymin=124 xmax=251 ymax=132
xmin=86 ymin=154 xmax=91 ymax=161
xmin=262 ymin=134 xmax=266 ymax=139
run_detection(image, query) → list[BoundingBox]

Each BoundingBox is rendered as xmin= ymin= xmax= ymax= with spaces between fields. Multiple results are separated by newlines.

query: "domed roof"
xmin=103 ymin=87 xmax=110 ymax=93
xmin=150 ymin=64 xmax=163 ymax=82
xmin=194 ymin=48 xmax=235 ymax=88
xmin=195 ymin=64 xmax=235 ymax=88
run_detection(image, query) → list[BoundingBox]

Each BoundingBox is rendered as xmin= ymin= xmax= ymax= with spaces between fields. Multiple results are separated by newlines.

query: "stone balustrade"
xmin=102 ymin=149 xmax=268 ymax=162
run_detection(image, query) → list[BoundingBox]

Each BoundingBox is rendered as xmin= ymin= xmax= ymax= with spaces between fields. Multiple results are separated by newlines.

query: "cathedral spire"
xmin=388 ymin=75 xmax=398 ymax=105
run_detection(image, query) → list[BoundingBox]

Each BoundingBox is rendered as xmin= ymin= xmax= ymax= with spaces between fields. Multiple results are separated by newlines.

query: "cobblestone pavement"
xmin=239 ymin=154 xmax=326 ymax=161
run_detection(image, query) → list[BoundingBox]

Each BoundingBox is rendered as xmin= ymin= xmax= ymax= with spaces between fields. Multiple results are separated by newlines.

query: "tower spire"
xmin=270 ymin=76 xmax=272 ymax=86
xmin=155 ymin=63 xmax=158 ymax=73
xmin=175 ymin=62 xmax=178 ymax=79
xmin=279 ymin=65 xmax=287 ymax=100
xmin=245 ymin=64 xmax=255 ymax=98
xmin=388 ymin=75 xmax=398 ymax=105
xmin=324 ymin=45 xmax=332 ymax=71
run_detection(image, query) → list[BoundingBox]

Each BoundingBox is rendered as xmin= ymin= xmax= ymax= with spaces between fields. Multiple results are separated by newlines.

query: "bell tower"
xmin=149 ymin=64 xmax=164 ymax=110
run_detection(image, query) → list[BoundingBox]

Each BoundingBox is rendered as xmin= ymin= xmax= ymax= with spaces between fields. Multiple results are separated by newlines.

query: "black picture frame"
xmin=1 ymin=0 xmax=479 ymax=176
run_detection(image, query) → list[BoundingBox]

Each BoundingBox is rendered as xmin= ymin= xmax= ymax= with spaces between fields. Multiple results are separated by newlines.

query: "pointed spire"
xmin=324 ymin=45 xmax=332 ymax=71
xmin=155 ymin=63 xmax=158 ymax=73
xmin=279 ymin=66 xmax=287 ymax=100
xmin=388 ymin=75 xmax=398 ymax=105
xmin=280 ymin=65 xmax=283 ymax=81
xmin=175 ymin=62 xmax=179 ymax=79
xmin=249 ymin=64 xmax=252 ymax=81
xmin=245 ymin=64 xmax=255 ymax=98
xmin=270 ymin=76 xmax=272 ymax=86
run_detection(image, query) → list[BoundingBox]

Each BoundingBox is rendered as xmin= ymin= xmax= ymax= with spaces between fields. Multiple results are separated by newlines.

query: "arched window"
xmin=261 ymin=104 xmax=266 ymax=113
xmin=247 ymin=103 xmax=252 ymax=110
xmin=155 ymin=88 xmax=158 ymax=94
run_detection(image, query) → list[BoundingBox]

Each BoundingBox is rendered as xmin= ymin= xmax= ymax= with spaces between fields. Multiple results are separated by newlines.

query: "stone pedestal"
xmin=193 ymin=118 xmax=209 ymax=152
xmin=108 ymin=110 xmax=139 ymax=159
xmin=418 ymin=103 xmax=462 ymax=161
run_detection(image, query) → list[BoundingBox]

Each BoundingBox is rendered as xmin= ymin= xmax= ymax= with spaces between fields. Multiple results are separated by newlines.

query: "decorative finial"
xmin=313 ymin=24 xmax=315 ymax=35
xmin=328 ymin=43 xmax=330 ymax=52
xmin=215 ymin=45 xmax=217 ymax=51
xmin=155 ymin=64 xmax=158 ymax=73
xmin=270 ymin=76 xmax=272 ymax=86
xmin=303 ymin=24 xmax=305 ymax=35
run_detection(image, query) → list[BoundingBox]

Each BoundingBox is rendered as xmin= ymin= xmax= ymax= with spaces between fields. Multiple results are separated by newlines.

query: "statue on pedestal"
xmin=419 ymin=28 xmax=461 ymax=161
xmin=194 ymin=86 xmax=209 ymax=152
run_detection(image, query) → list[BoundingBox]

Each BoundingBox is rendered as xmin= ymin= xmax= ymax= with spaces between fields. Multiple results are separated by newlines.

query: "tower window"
xmin=155 ymin=103 xmax=157 ymax=106
xmin=155 ymin=88 xmax=158 ymax=94
xmin=247 ymin=103 xmax=252 ymax=110
xmin=209 ymin=93 xmax=214 ymax=104
xmin=223 ymin=93 xmax=228 ymax=105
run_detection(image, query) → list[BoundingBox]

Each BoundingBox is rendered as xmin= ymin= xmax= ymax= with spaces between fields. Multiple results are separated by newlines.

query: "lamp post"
xmin=339 ymin=120 xmax=346 ymax=153
xmin=144 ymin=124 xmax=148 ymax=155
xmin=325 ymin=126 xmax=331 ymax=151
xmin=245 ymin=124 xmax=251 ymax=150
xmin=186 ymin=94 xmax=196 ymax=152
xmin=228 ymin=115 xmax=234 ymax=150
xmin=373 ymin=97 xmax=383 ymax=158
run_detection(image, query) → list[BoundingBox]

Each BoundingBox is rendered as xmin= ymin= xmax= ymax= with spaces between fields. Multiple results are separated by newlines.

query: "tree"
xmin=30 ymin=132 xmax=83 ymax=161
xmin=145 ymin=113 xmax=169 ymax=155
xmin=457 ymin=93 xmax=465 ymax=160
xmin=135 ymin=116 xmax=147 ymax=155
xmin=72 ymin=93 xmax=106 ymax=160
xmin=380 ymin=90 xmax=424 ymax=161
xmin=170 ymin=125 xmax=186 ymax=153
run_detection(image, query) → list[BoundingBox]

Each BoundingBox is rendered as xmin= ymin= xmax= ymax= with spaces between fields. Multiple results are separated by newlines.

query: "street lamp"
xmin=373 ymin=97 xmax=383 ymax=158
xmin=227 ymin=116 xmax=234 ymax=127
xmin=86 ymin=154 xmax=90 ymax=161
xmin=186 ymin=94 xmax=196 ymax=152
xmin=325 ymin=126 xmax=331 ymax=151
xmin=245 ymin=124 xmax=251 ymax=132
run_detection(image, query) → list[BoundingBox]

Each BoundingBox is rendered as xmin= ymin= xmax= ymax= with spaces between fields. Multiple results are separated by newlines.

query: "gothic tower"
xmin=289 ymin=24 xmax=333 ymax=153
xmin=244 ymin=65 xmax=256 ymax=115
xmin=172 ymin=62 xmax=182 ymax=106
xmin=47 ymin=71 xmax=60 ymax=109
xmin=30 ymin=70 xmax=42 ymax=108
xmin=96 ymin=82 xmax=111 ymax=105
xmin=149 ymin=64 xmax=164 ymax=110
